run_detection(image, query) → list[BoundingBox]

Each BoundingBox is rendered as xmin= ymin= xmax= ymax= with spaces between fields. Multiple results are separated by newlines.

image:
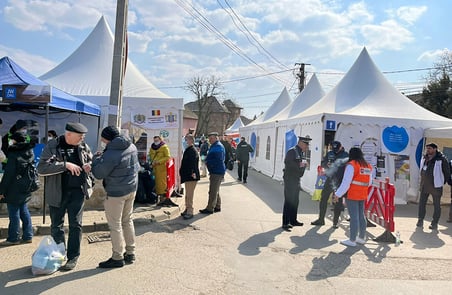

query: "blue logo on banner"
xmin=5 ymin=87 xmax=17 ymax=99
xmin=415 ymin=138 xmax=424 ymax=168
xmin=382 ymin=126 xmax=409 ymax=153
xmin=285 ymin=129 xmax=297 ymax=154
xmin=325 ymin=120 xmax=336 ymax=131
xmin=250 ymin=132 xmax=256 ymax=158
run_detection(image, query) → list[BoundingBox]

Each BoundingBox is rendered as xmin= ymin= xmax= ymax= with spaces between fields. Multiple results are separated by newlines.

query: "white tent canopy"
xmin=241 ymin=47 xmax=452 ymax=204
xmin=224 ymin=117 xmax=244 ymax=135
xmin=271 ymin=74 xmax=325 ymax=121
xmin=424 ymin=126 xmax=452 ymax=138
xmin=40 ymin=16 xmax=184 ymax=186
xmin=249 ymin=87 xmax=292 ymax=125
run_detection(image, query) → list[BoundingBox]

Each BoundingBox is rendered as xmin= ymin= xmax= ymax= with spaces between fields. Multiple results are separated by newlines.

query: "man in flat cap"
xmin=311 ymin=140 xmax=349 ymax=228
xmin=282 ymin=135 xmax=311 ymax=231
xmin=37 ymin=122 xmax=94 ymax=271
xmin=199 ymin=132 xmax=226 ymax=214
xmin=417 ymin=142 xmax=450 ymax=230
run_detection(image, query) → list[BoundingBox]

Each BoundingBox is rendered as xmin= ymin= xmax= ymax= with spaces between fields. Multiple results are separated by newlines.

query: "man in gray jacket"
xmin=37 ymin=122 xmax=93 ymax=271
xmin=91 ymin=126 xmax=140 ymax=268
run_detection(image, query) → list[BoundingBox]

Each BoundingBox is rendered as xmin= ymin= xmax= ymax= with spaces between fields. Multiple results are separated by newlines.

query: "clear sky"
xmin=0 ymin=0 xmax=450 ymax=118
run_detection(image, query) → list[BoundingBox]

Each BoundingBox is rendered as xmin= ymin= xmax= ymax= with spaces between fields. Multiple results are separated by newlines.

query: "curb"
xmin=0 ymin=204 xmax=182 ymax=239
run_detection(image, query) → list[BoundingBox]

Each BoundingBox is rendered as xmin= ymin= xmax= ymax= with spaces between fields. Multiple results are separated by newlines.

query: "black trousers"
xmin=49 ymin=189 xmax=85 ymax=260
xmin=418 ymin=187 xmax=442 ymax=225
xmin=282 ymin=176 xmax=301 ymax=225
xmin=318 ymin=178 xmax=344 ymax=224
xmin=237 ymin=160 xmax=249 ymax=181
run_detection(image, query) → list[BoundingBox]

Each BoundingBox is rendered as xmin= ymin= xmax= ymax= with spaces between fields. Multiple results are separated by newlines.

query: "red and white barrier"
xmin=365 ymin=177 xmax=397 ymax=243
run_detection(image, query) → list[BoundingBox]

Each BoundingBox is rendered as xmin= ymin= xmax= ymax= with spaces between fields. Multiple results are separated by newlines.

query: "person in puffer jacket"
xmin=91 ymin=126 xmax=140 ymax=268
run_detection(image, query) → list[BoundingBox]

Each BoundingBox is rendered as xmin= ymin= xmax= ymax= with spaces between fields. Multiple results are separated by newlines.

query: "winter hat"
xmin=101 ymin=126 xmax=120 ymax=141
xmin=15 ymin=119 xmax=28 ymax=130
xmin=11 ymin=131 xmax=27 ymax=143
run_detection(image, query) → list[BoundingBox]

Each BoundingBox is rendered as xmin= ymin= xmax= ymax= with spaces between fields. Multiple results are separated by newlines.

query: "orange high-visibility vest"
xmin=347 ymin=160 xmax=372 ymax=201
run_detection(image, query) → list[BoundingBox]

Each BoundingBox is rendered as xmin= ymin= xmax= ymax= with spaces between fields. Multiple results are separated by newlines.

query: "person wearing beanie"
xmin=0 ymin=131 xmax=36 ymax=246
xmin=92 ymin=126 xmax=140 ymax=268
xmin=37 ymin=121 xmax=93 ymax=271
xmin=101 ymin=126 xmax=120 ymax=141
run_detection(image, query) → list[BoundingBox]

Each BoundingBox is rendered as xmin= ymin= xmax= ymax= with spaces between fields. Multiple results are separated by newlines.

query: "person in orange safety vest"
xmin=333 ymin=147 xmax=372 ymax=247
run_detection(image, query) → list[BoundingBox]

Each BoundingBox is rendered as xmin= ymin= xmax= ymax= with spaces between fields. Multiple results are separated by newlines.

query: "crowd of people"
xmin=1 ymin=119 xmax=451 ymax=272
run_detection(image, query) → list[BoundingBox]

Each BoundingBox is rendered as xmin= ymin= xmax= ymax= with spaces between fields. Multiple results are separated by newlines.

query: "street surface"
xmin=1 ymin=169 xmax=452 ymax=294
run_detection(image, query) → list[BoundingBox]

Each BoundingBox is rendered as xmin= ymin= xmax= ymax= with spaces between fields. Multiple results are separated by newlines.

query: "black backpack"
xmin=17 ymin=162 xmax=40 ymax=193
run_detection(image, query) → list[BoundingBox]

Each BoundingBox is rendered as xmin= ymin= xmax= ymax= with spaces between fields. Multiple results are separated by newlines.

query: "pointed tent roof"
xmin=295 ymin=47 xmax=451 ymax=122
xmin=224 ymin=117 xmax=245 ymax=135
xmin=250 ymin=87 xmax=292 ymax=125
xmin=40 ymin=16 xmax=170 ymax=98
xmin=271 ymin=74 xmax=324 ymax=121
xmin=0 ymin=56 xmax=100 ymax=116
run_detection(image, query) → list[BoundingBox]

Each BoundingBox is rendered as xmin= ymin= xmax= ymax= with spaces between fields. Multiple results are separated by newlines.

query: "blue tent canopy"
xmin=0 ymin=56 xmax=100 ymax=116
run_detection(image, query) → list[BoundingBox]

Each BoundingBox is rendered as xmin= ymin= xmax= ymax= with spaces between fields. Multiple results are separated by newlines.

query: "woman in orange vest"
xmin=333 ymin=147 xmax=372 ymax=247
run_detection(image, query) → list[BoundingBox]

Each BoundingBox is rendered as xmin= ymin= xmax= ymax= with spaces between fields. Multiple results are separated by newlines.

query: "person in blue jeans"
xmin=0 ymin=131 xmax=35 ymax=246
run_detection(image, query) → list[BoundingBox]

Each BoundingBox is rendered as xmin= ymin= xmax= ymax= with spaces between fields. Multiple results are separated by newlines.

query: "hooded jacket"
xmin=0 ymin=142 xmax=35 ymax=204
xmin=91 ymin=136 xmax=140 ymax=197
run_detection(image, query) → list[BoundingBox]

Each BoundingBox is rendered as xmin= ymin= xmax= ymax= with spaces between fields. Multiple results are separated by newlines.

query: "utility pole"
xmin=109 ymin=0 xmax=128 ymax=128
xmin=295 ymin=63 xmax=310 ymax=93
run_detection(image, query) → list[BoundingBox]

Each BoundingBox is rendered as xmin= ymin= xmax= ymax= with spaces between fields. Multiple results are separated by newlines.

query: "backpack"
xmin=17 ymin=162 xmax=40 ymax=193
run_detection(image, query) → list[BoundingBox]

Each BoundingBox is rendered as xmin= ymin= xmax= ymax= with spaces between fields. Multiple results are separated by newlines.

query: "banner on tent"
xmin=131 ymin=108 xmax=179 ymax=129
xmin=2 ymin=84 xmax=51 ymax=103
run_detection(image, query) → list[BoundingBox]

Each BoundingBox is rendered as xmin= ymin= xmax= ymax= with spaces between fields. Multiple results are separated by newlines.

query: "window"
xmin=266 ymin=136 xmax=271 ymax=160
xmin=256 ymin=136 xmax=260 ymax=157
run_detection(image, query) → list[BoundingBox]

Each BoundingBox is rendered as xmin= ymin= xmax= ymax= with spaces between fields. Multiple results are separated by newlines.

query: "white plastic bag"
xmin=31 ymin=235 xmax=66 ymax=275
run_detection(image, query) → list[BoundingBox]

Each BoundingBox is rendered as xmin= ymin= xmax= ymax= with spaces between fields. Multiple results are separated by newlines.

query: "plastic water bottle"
xmin=395 ymin=231 xmax=401 ymax=247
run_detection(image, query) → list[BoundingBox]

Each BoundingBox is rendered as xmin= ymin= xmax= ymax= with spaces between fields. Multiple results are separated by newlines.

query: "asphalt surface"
xmin=1 ymin=168 xmax=452 ymax=294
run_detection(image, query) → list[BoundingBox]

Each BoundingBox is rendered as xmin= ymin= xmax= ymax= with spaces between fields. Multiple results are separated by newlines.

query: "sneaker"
xmin=429 ymin=223 xmax=438 ymax=230
xmin=355 ymin=237 xmax=366 ymax=245
xmin=183 ymin=213 xmax=194 ymax=219
xmin=60 ymin=258 xmax=78 ymax=271
xmin=213 ymin=207 xmax=221 ymax=213
xmin=332 ymin=224 xmax=339 ymax=229
xmin=180 ymin=210 xmax=187 ymax=217
xmin=416 ymin=219 xmax=423 ymax=227
xmin=21 ymin=239 xmax=33 ymax=244
xmin=98 ymin=258 xmax=125 ymax=268
xmin=243 ymin=180 xmax=247 ymax=184
xmin=340 ymin=239 xmax=357 ymax=247
xmin=0 ymin=240 xmax=21 ymax=247
xmin=124 ymin=253 xmax=136 ymax=264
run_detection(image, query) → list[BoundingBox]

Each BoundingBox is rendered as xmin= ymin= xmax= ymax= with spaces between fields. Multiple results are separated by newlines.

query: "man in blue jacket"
xmin=199 ymin=132 xmax=226 ymax=214
xmin=91 ymin=126 xmax=140 ymax=268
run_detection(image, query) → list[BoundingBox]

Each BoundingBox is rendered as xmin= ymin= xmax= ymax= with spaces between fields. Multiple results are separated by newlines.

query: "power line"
xmin=173 ymin=0 xmax=291 ymax=86
xmin=218 ymin=0 xmax=289 ymax=71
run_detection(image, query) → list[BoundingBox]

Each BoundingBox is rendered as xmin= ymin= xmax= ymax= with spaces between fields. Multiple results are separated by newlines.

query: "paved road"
xmin=1 ymin=168 xmax=452 ymax=294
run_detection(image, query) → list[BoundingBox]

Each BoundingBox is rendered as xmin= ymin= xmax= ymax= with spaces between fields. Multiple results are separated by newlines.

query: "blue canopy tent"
xmin=0 ymin=56 xmax=100 ymax=116
xmin=0 ymin=56 xmax=100 ymax=150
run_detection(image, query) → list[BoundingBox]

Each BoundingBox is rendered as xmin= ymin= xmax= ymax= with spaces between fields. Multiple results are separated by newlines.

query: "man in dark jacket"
xmin=236 ymin=137 xmax=254 ymax=183
xmin=92 ymin=126 xmax=140 ymax=268
xmin=37 ymin=122 xmax=93 ymax=271
xmin=311 ymin=141 xmax=349 ymax=228
xmin=417 ymin=142 xmax=450 ymax=230
xmin=200 ymin=132 xmax=226 ymax=214
xmin=282 ymin=135 xmax=311 ymax=231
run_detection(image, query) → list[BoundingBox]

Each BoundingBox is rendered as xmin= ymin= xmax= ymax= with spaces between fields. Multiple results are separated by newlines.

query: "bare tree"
xmin=184 ymin=76 xmax=224 ymax=136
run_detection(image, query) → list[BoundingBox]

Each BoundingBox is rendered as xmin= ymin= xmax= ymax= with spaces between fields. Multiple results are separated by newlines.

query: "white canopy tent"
xmin=240 ymin=87 xmax=292 ymax=176
xmin=243 ymin=48 xmax=452 ymax=204
xmin=224 ymin=117 xmax=245 ymax=136
xmin=240 ymin=74 xmax=325 ymax=179
xmin=40 ymin=16 xmax=184 ymax=165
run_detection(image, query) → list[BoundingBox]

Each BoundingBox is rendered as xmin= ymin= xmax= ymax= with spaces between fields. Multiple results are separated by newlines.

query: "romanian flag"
xmin=152 ymin=110 xmax=161 ymax=116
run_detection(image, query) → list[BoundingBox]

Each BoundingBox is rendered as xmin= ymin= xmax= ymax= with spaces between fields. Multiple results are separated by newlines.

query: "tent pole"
xmin=42 ymin=103 xmax=49 ymax=224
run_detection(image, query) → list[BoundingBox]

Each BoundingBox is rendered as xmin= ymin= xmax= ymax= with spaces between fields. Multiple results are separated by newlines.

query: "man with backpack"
xmin=37 ymin=122 xmax=94 ymax=271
